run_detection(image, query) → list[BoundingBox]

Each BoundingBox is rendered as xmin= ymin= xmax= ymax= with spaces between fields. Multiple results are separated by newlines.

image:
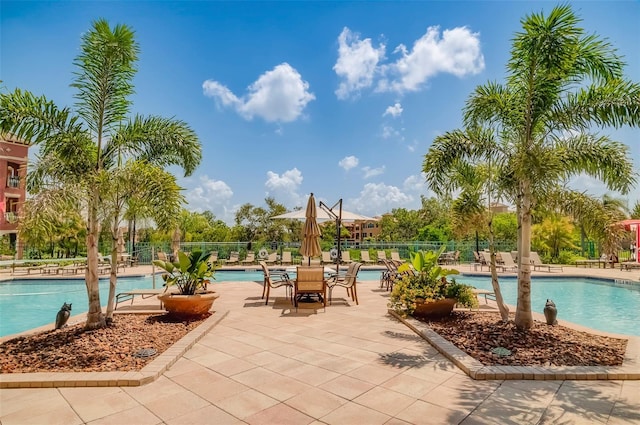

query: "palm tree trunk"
xmin=105 ymin=221 xmax=119 ymax=320
xmin=487 ymin=216 xmax=509 ymax=321
xmin=515 ymin=183 xmax=534 ymax=330
xmin=84 ymin=194 xmax=105 ymax=330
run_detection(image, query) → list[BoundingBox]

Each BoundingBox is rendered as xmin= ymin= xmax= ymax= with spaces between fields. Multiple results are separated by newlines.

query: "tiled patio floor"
xmin=1 ymin=266 xmax=639 ymax=424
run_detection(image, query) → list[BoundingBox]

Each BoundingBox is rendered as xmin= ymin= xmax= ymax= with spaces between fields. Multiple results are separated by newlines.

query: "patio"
xmin=1 ymin=266 xmax=639 ymax=424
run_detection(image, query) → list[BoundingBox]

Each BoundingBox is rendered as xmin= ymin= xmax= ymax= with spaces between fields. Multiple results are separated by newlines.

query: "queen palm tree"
xmin=425 ymin=128 xmax=510 ymax=321
xmin=0 ymin=19 xmax=201 ymax=330
xmin=424 ymin=5 xmax=638 ymax=329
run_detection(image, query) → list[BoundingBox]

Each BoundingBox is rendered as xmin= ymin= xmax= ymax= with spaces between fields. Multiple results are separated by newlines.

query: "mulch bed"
xmin=0 ymin=314 xmax=209 ymax=373
xmin=416 ymin=311 xmax=627 ymax=366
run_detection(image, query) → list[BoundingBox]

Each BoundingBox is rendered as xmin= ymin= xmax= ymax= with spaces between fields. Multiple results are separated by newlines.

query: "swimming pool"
xmin=2 ymin=272 xmax=638 ymax=338
xmin=0 ymin=270 xmax=384 ymax=337
xmin=456 ymin=275 xmax=640 ymax=337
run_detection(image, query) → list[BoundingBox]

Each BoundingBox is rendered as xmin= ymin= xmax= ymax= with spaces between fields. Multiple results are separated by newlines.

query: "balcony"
xmin=7 ymin=176 xmax=20 ymax=188
xmin=4 ymin=212 xmax=17 ymax=223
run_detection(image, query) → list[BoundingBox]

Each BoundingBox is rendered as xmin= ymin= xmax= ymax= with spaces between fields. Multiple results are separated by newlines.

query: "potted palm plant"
xmin=153 ymin=250 xmax=219 ymax=316
xmin=388 ymin=249 xmax=477 ymax=318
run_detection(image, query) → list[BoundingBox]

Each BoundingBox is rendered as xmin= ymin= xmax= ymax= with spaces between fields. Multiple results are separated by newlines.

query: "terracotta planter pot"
xmin=158 ymin=291 xmax=219 ymax=316
xmin=412 ymin=298 xmax=457 ymax=319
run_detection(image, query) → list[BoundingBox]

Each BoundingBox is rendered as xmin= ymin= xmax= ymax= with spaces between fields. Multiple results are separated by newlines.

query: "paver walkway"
xmin=1 ymin=268 xmax=639 ymax=424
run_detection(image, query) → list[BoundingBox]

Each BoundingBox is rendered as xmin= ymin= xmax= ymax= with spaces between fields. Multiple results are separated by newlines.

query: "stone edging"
xmin=0 ymin=309 xmax=229 ymax=389
xmin=388 ymin=309 xmax=640 ymax=381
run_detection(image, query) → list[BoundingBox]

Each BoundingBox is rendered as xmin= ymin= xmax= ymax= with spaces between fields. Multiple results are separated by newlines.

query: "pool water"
xmin=0 ymin=270 xmax=384 ymax=337
xmin=456 ymin=275 xmax=640 ymax=337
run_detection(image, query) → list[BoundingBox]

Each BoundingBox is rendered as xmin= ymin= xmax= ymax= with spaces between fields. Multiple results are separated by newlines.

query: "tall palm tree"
xmin=425 ymin=128 xmax=510 ymax=320
xmin=424 ymin=5 xmax=638 ymax=329
xmin=0 ymin=20 xmax=201 ymax=330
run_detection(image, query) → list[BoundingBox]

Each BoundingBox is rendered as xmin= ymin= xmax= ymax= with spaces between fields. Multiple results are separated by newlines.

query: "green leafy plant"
xmin=389 ymin=249 xmax=477 ymax=314
xmin=153 ymin=250 xmax=215 ymax=295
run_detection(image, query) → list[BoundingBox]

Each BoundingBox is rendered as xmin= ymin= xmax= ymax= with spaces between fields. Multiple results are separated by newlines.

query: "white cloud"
xmin=362 ymin=165 xmax=386 ymax=179
xmin=383 ymin=102 xmax=403 ymax=118
xmin=381 ymin=125 xmax=404 ymax=141
xmin=339 ymin=155 xmax=359 ymax=171
xmin=334 ymin=25 xmax=484 ymax=97
xmin=184 ymin=175 xmax=235 ymax=222
xmin=334 ymin=27 xmax=386 ymax=99
xmin=349 ymin=182 xmax=414 ymax=216
xmin=203 ymin=63 xmax=315 ymax=123
xmin=403 ymin=173 xmax=432 ymax=193
xmin=380 ymin=26 xmax=484 ymax=93
xmin=264 ymin=168 xmax=305 ymax=207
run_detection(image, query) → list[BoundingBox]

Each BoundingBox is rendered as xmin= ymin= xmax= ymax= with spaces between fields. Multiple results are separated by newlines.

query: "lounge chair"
xmin=480 ymin=251 xmax=506 ymax=272
xmin=295 ymin=266 xmax=326 ymax=310
xmin=360 ymin=250 xmax=375 ymax=265
xmin=620 ymin=261 xmax=640 ymax=271
xmin=280 ymin=251 xmax=292 ymax=265
xmin=530 ymin=252 xmax=563 ymax=272
xmin=341 ymin=251 xmax=352 ymax=264
xmin=380 ymin=259 xmax=399 ymax=291
xmin=377 ymin=251 xmax=387 ymax=263
xmin=115 ymin=288 xmax=170 ymax=310
xmin=328 ymin=262 xmax=362 ymax=305
xmin=260 ymin=261 xmax=293 ymax=305
xmin=208 ymin=251 xmax=219 ymax=265
xmin=390 ymin=251 xmax=404 ymax=263
xmin=498 ymin=252 xmax=518 ymax=272
xmin=321 ymin=251 xmax=332 ymax=264
xmin=241 ymin=252 xmax=256 ymax=265
xmin=265 ymin=252 xmax=278 ymax=265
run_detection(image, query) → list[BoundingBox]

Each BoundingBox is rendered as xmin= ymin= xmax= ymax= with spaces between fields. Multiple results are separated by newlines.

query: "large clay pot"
xmin=158 ymin=291 xmax=219 ymax=316
xmin=413 ymin=298 xmax=457 ymax=319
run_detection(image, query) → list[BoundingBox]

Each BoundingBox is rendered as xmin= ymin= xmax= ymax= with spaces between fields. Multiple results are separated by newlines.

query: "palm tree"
xmin=424 ymin=128 xmax=510 ymax=321
xmin=424 ymin=5 xmax=638 ymax=329
xmin=0 ymin=20 xmax=201 ymax=330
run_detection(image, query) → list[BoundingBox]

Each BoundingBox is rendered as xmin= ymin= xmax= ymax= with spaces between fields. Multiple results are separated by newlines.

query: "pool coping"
xmin=388 ymin=309 xmax=640 ymax=380
xmin=0 ymin=309 xmax=229 ymax=389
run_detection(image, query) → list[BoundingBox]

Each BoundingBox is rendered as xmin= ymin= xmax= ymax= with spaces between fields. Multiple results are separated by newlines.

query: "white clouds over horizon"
xmin=349 ymin=182 xmax=414 ymax=216
xmin=203 ymin=63 xmax=315 ymax=123
xmin=184 ymin=175 xmax=235 ymax=222
xmin=334 ymin=25 xmax=484 ymax=98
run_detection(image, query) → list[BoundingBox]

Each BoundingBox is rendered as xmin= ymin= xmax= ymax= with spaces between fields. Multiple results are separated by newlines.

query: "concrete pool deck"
xmin=1 ymin=264 xmax=639 ymax=424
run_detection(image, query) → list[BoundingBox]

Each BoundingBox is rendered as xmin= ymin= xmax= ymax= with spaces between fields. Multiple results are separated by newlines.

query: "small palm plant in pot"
xmin=388 ymin=249 xmax=477 ymax=318
xmin=153 ymin=250 xmax=219 ymax=315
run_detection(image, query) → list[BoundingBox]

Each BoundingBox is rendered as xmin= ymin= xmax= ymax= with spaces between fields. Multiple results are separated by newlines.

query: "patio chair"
xmin=157 ymin=251 xmax=169 ymax=262
xmin=295 ymin=266 xmax=326 ymax=310
xmin=530 ymin=251 xmax=563 ymax=272
xmin=360 ymin=250 xmax=375 ymax=265
xmin=341 ymin=251 xmax=352 ymax=264
xmin=377 ymin=251 xmax=387 ymax=263
xmin=328 ymin=262 xmax=362 ymax=305
xmin=380 ymin=259 xmax=398 ymax=291
xmin=260 ymin=261 xmax=293 ymax=305
xmin=498 ymin=252 xmax=518 ymax=272
xmin=208 ymin=251 xmax=219 ymax=265
xmin=241 ymin=252 xmax=256 ymax=265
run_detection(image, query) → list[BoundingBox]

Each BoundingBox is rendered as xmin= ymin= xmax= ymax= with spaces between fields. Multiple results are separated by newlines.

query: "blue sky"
xmin=2 ymin=1 xmax=639 ymax=224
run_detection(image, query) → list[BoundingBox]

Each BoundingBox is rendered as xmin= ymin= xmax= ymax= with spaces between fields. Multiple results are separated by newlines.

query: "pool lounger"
xmin=115 ymin=288 xmax=170 ymax=310
xmin=472 ymin=288 xmax=496 ymax=304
